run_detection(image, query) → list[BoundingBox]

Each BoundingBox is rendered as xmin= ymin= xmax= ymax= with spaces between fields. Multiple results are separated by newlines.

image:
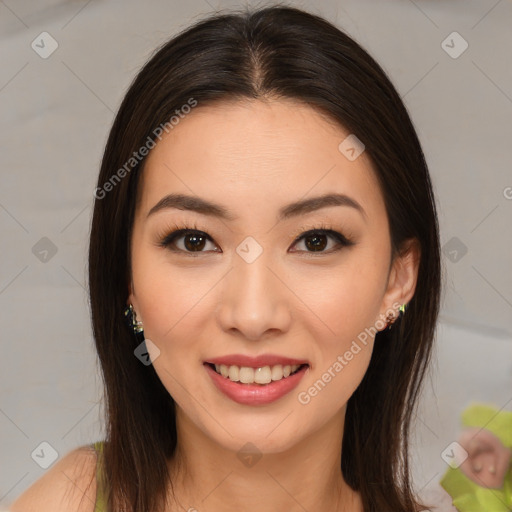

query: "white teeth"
xmin=219 ymin=364 xmax=229 ymax=377
xmin=239 ymin=367 xmax=254 ymax=384
xmin=212 ymin=363 xmax=302 ymax=384
xmin=254 ymin=366 xmax=271 ymax=384
xmin=271 ymin=365 xmax=283 ymax=381
xmin=228 ymin=365 xmax=240 ymax=382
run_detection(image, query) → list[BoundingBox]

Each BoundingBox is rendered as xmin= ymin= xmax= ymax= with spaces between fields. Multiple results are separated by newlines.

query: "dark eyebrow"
xmin=279 ymin=193 xmax=367 ymax=222
xmin=147 ymin=193 xmax=367 ymax=222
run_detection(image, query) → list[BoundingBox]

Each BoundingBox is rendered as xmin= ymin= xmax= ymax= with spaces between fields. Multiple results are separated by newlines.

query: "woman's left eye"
xmin=159 ymin=227 xmax=354 ymax=254
xmin=291 ymin=229 xmax=354 ymax=253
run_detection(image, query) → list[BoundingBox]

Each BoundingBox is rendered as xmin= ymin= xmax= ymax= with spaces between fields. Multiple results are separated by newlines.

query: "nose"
xmin=215 ymin=249 xmax=292 ymax=341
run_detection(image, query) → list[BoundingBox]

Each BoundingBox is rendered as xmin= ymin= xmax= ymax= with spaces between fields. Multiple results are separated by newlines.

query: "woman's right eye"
xmin=160 ymin=229 xmax=220 ymax=254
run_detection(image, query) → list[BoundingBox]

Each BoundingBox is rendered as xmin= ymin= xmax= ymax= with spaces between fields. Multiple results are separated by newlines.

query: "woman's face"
xmin=129 ymin=98 xmax=417 ymax=454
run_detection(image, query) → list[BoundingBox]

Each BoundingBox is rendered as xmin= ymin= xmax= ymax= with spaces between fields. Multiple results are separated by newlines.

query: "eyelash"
xmin=157 ymin=222 xmax=355 ymax=256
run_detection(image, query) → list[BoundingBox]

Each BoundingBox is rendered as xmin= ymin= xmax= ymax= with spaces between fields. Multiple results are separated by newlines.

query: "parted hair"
xmin=88 ymin=5 xmax=441 ymax=511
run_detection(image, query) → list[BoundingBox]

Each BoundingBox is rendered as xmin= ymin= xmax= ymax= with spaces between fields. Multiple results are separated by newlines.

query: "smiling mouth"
xmin=205 ymin=362 xmax=308 ymax=385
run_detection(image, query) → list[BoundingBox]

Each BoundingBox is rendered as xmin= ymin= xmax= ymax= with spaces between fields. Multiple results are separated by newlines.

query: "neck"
xmin=166 ymin=406 xmax=362 ymax=512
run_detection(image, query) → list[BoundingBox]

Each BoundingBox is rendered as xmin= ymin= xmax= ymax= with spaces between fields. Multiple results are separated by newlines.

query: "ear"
xmin=377 ymin=237 xmax=421 ymax=328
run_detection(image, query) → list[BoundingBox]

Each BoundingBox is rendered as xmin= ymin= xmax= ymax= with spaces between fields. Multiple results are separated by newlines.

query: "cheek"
xmin=131 ymin=250 xmax=219 ymax=353
xmin=131 ymin=257 xmax=216 ymax=404
xmin=289 ymin=256 xmax=387 ymax=405
xmin=293 ymin=274 xmax=378 ymax=413
xmin=291 ymin=255 xmax=387 ymax=344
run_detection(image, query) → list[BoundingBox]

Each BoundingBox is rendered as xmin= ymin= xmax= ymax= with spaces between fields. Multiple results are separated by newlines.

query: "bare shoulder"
xmin=9 ymin=444 xmax=98 ymax=512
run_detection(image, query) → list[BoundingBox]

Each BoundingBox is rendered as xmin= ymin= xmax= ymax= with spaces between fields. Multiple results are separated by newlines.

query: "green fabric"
xmin=440 ymin=403 xmax=512 ymax=512
xmin=93 ymin=441 xmax=107 ymax=512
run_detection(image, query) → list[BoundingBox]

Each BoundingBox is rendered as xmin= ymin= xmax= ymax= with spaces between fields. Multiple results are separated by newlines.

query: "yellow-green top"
xmin=92 ymin=441 xmax=106 ymax=512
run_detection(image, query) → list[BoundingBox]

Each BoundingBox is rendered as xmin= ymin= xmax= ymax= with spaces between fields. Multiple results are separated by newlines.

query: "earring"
xmin=385 ymin=303 xmax=407 ymax=329
xmin=124 ymin=304 xmax=145 ymax=342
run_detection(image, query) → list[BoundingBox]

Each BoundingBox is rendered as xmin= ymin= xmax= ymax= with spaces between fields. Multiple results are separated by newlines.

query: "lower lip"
xmin=204 ymin=363 xmax=309 ymax=406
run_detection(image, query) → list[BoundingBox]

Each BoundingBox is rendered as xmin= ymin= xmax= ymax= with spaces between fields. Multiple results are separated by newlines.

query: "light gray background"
xmin=1 ymin=0 xmax=511 ymax=507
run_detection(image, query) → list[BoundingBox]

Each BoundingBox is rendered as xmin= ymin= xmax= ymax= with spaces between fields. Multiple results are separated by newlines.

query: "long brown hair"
xmin=88 ymin=6 xmax=441 ymax=511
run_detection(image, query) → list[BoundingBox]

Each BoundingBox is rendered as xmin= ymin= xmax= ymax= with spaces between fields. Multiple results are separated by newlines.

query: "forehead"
xmin=137 ymin=99 xmax=385 ymax=223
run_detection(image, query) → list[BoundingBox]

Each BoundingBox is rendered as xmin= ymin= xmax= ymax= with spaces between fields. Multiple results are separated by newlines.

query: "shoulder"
xmin=9 ymin=444 xmax=98 ymax=512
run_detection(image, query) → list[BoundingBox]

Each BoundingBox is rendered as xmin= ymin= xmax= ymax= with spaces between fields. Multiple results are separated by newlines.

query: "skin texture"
xmin=9 ymin=446 xmax=98 ymax=512
xmin=128 ymin=98 xmax=420 ymax=512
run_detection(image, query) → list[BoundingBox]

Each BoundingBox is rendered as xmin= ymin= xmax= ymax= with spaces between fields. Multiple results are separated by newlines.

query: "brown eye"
xmin=161 ymin=230 xmax=218 ymax=253
xmin=291 ymin=229 xmax=354 ymax=254
xmin=182 ymin=232 xmax=208 ymax=251
xmin=159 ymin=227 xmax=354 ymax=255
xmin=303 ymin=233 xmax=329 ymax=252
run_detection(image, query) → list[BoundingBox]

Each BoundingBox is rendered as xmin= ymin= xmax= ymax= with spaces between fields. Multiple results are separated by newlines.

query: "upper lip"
xmin=205 ymin=354 xmax=309 ymax=368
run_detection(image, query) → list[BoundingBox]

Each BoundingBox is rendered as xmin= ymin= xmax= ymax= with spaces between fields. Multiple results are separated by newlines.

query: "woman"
xmin=11 ymin=5 xmax=444 ymax=512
